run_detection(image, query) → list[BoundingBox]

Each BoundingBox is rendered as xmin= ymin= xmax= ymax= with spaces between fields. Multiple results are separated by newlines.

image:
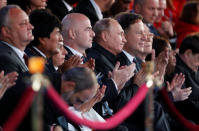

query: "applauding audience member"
xmin=173 ymin=33 xmax=199 ymax=124
xmin=0 ymin=71 xmax=18 ymax=99
xmin=152 ymin=36 xmax=192 ymax=102
xmin=61 ymin=13 xmax=95 ymax=71
xmin=25 ymin=9 xmax=63 ymax=74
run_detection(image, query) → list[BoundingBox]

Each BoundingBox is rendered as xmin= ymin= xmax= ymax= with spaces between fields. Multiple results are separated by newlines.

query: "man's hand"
xmin=111 ymin=62 xmax=135 ymax=91
xmin=133 ymin=68 xmax=147 ymax=87
xmin=80 ymin=58 xmax=95 ymax=71
xmin=59 ymin=55 xmax=82 ymax=72
xmin=79 ymin=85 xmax=106 ymax=113
xmin=167 ymin=73 xmax=192 ymax=102
xmin=155 ymin=48 xmax=169 ymax=82
xmin=0 ymin=71 xmax=18 ymax=99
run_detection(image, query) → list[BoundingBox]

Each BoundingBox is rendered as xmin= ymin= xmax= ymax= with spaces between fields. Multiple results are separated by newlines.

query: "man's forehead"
xmin=9 ymin=8 xmax=23 ymax=16
xmin=144 ymin=0 xmax=159 ymax=5
xmin=9 ymin=8 xmax=28 ymax=20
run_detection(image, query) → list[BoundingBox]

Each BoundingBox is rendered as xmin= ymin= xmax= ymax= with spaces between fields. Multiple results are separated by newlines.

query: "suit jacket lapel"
xmin=64 ymin=45 xmax=74 ymax=60
xmin=3 ymin=43 xmax=28 ymax=72
xmin=117 ymin=52 xmax=132 ymax=66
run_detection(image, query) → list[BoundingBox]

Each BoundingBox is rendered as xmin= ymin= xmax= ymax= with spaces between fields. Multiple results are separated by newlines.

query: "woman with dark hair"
xmin=152 ymin=36 xmax=192 ymax=102
xmin=153 ymin=36 xmax=177 ymax=78
xmin=174 ymin=1 xmax=199 ymax=48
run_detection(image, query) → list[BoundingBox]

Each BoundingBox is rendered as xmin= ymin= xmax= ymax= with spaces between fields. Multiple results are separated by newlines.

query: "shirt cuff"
xmin=110 ymin=78 xmax=119 ymax=92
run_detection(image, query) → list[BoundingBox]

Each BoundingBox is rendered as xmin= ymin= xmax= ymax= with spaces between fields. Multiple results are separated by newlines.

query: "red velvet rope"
xmin=3 ymin=87 xmax=36 ymax=131
xmin=47 ymin=84 xmax=148 ymax=130
xmin=160 ymin=88 xmax=199 ymax=131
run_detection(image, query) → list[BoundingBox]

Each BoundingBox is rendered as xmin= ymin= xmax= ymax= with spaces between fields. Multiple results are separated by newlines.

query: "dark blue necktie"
xmin=102 ymin=101 xmax=113 ymax=116
xmin=132 ymin=58 xmax=139 ymax=73
xmin=81 ymin=56 xmax=87 ymax=63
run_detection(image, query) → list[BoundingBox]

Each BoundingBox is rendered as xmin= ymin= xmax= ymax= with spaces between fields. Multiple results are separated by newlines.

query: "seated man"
xmin=173 ymin=33 xmax=199 ymax=124
xmin=115 ymin=12 xmax=170 ymax=131
xmin=25 ymin=9 xmax=63 ymax=74
xmin=0 ymin=5 xmax=34 ymax=74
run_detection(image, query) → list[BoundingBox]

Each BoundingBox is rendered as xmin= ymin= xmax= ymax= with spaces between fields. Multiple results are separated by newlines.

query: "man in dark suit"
xmin=87 ymin=18 xmax=135 ymax=122
xmin=116 ymin=12 xmax=170 ymax=131
xmin=25 ymin=9 xmax=64 ymax=74
xmin=61 ymin=13 xmax=97 ymax=73
xmin=0 ymin=5 xmax=34 ymax=74
xmin=61 ymin=13 xmax=131 ymax=119
xmin=47 ymin=0 xmax=79 ymax=21
xmin=71 ymin=0 xmax=115 ymax=26
xmin=173 ymin=34 xmax=199 ymax=124
xmin=61 ymin=13 xmax=95 ymax=61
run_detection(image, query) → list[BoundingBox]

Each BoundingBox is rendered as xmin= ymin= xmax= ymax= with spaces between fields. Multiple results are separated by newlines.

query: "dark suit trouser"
xmin=154 ymin=101 xmax=170 ymax=131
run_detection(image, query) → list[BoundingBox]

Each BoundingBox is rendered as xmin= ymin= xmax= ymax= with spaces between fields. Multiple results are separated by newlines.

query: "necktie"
xmin=102 ymin=101 xmax=113 ymax=116
xmin=132 ymin=58 xmax=138 ymax=73
xmin=81 ymin=56 xmax=87 ymax=63
xmin=23 ymin=54 xmax=29 ymax=67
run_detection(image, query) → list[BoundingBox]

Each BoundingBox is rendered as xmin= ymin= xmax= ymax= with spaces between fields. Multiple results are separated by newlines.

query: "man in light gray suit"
xmin=0 ymin=5 xmax=34 ymax=74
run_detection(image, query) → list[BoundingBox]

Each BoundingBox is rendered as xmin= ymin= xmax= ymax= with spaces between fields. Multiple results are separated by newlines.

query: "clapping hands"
xmin=167 ymin=73 xmax=192 ymax=102
xmin=0 ymin=71 xmax=18 ymax=99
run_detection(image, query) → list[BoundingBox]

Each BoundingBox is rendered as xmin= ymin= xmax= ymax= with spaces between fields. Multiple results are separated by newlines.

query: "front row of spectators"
xmin=0 ymin=4 xmax=198 ymax=131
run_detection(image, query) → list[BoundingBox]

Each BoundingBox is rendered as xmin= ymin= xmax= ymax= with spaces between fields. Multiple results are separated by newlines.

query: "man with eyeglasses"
xmin=116 ymin=12 xmax=170 ymax=131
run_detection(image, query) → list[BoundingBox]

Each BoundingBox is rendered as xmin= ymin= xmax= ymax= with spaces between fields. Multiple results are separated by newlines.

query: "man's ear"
xmin=61 ymin=81 xmax=76 ymax=94
xmin=101 ymin=31 xmax=108 ymax=42
xmin=1 ymin=26 xmax=10 ymax=37
xmin=68 ymin=29 xmax=76 ymax=40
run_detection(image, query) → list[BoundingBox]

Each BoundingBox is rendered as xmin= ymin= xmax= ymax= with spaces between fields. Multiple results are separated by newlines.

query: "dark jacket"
xmin=71 ymin=0 xmax=99 ymax=26
xmin=47 ymin=0 xmax=70 ymax=21
xmin=0 ymin=72 xmax=62 ymax=131
xmin=174 ymin=55 xmax=199 ymax=124
xmin=25 ymin=46 xmax=57 ymax=74
xmin=0 ymin=41 xmax=28 ymax=74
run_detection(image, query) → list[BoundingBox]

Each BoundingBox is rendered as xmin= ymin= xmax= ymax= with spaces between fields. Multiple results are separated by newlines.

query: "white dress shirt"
xmin=122 ymin=50 xmax=135 ymax=63
xmin=32 ymin=46 xmax=47 ymax=59
xmin=61 ymin=0 xmax=73 ymax=11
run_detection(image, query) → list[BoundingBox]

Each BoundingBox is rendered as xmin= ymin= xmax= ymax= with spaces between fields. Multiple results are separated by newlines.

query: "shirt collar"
xmin=122 ymin=50 xmax=135 ymax=63
xmin=32 ymin=46 xmax=47 ymax=59
xmin=66 ymin=45 xmax=83 ymax=57
xmin=2 ymin=41 xmax=25 ymax=60
xmin=90 ymin=0 xmax=103 ymax=20
xmin=61 ymin=0 xmax=73 ymax=11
